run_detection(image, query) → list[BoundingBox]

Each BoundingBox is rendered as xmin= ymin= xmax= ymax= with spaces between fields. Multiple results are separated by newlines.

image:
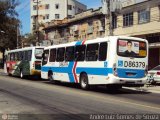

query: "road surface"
xmin=0 ymin=74 xmax=159 ymax=120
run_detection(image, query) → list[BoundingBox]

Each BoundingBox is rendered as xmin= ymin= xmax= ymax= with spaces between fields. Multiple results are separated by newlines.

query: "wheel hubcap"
xmin=81 ymin=78 xmax=87 ymax=88
xmin=20 ymin=72 xmax=23 ymax=78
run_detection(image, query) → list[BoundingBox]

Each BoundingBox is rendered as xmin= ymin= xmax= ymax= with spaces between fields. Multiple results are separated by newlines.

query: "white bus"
xmin=5 ymin=47 xmax=44 ymax=78
xmin=41 ymin=36 xmax=148 ymax=89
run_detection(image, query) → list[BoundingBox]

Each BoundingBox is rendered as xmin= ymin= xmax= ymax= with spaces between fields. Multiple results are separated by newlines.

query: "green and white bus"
xmin=4 ymin=47 xmax=44 ymax=78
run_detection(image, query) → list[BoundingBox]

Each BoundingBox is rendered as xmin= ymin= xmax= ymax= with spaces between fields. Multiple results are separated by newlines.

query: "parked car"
xmin=147 ymin=65 xmax=160 ymax=84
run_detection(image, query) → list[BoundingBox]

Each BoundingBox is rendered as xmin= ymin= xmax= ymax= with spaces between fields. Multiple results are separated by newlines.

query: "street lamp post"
xmin=101 ymin=0 xmax=122 ymax=36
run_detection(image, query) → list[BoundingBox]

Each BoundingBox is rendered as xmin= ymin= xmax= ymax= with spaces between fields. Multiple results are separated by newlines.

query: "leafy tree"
xmin=0 ymin=0 xmax=20 ymax=65
xmin=24 ymin=31 xmax=45 ymax=46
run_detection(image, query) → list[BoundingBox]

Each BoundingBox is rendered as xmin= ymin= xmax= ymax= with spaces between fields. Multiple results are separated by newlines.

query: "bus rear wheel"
xmin=48 ymin=71 xmax=54 ymax=83
xmin=80 ymin=74 xmax=89 ymax=90
xmin=20 ymin=70 xmax=24 ymax=79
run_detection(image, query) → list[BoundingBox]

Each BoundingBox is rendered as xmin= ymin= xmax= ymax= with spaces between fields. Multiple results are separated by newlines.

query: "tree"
xmin=24 ymin=31 xmax=45 ymax=46
xmin=0 ymin=0 xmax=20 ymax=65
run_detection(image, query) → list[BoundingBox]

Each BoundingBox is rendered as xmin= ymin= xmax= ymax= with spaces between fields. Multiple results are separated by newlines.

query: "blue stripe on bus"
xmin=76 ymin=67 xmax=112 ymax=75
xmin=117 ymin=68 xmax=145 ymax=78
xmin=75 ymin=41 xmax=82 ymax=45
xmin=41 ymin=67 xmax=113 ymax=75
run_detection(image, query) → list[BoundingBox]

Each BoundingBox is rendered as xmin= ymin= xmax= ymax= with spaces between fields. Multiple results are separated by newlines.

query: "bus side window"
xmin=75 ymin=45 xmax=86 ymax=61
xmin=86 ymin=43 xmax=99 ymax=61
xmin=28 ymin=50 xmax=32 ymax=61
xmin=65 ymin=46 xmax=74 ymax=62
xmin=15 ymin=52 xmax=18 ymax=61
xmin=24 ymin=51 xmax=27 ymax=61
xmin=49 ymin=49 xmax=56 ymax=62
xmin=17 ymin=52 xmax=19 ymax=61
xmin=42 ymin=50 xmax=49 ymax=65
xmin=56 ymin=48 xmax=65 ymax=62
xmin=8 ymin=54 xmax=10 ymax=61
xmin=99 ymin=42 xmax=107 ymax=61
xmin=19 ymin=51 xmax=23 ymax=60
xmin=22 ymin=51 xmax=25 ymax=61
xmin=11 ymin=53 xmax=15 ymax=61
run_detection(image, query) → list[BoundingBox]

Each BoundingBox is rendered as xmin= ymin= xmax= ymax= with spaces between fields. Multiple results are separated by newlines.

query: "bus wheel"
xmin=20 ymin=70 xmax=24 ymax=79
xmin=48 ymin=71 xmax=54 ymax=83
xmin=80 ymin=74 xmax=89 ymax=90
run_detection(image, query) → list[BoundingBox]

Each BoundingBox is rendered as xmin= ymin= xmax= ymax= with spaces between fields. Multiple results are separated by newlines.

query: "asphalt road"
xmin=0 ymin=74 xmax=160 ymax=120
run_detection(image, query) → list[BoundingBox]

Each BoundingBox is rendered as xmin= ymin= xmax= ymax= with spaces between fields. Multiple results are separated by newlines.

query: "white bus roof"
xmin=44 ymin=36 xmax=147 ymax=50
xmin=6 ymin=46 xmax=44 ymax=53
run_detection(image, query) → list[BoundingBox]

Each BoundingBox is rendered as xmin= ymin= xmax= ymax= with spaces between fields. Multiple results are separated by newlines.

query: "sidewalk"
xmin=142 ymin=84 xmax=160 ymax=93
xmin=124 ymin=84 xmax=160 ymax=93
xmin=0 ymin=69 xmax=4 ymax=73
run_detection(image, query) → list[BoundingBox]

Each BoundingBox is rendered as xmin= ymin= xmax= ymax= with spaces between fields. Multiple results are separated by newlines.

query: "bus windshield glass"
xmin=117 ymin=39 xmax=147 ymax=58
xmin=35 ymin=48 xmax=44 ymax=59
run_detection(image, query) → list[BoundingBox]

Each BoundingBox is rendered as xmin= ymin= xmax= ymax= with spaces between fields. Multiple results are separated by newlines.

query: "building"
xmin=43 ymin=0 xmax=160 ymax=69
xmin=30 ymin=0 xmax=87 ymax=33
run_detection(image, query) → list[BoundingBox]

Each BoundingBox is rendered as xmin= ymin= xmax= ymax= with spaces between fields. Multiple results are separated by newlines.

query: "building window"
xmin=55 ymin=4 xmax=59 ymax=9
xmin=112 ymin=14 xmax=117 ymax=29
xmin=33 ymin=5 xmax=37 ymax=10
xmin=78 ymin=8 xmax=81 ymax=13
xmin=67 ymin=15 xmax=72 ymax=18
xmin=45 ymin=14 xmax=49 ymax=19
xmin=138 ymin=9 xmax=150 ymax=24
xmin=123 ymin=12 xmax=133 ymax=27
xmin=55 ymin=14 xmax=60 ymax=19
xmin=45 ymin=4 xmax=49 ymax=9
xmin=68 ymin=5 xmax=72 ymax=10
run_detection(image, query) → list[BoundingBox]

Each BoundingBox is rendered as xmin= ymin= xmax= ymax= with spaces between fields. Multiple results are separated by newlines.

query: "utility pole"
xmin=33 ymin=0 xmax=40 ymax=45
xmin=108 ymin=1 xmax=113 ymax=36
xmin=17 ymin=24 xmax=19 ymax=49
xmin=102 ymin=0 xmax=122 ymax=36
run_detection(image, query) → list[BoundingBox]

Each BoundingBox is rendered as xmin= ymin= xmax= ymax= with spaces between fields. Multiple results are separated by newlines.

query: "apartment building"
xmin=30 ymin=0 xmax=87 ymax=33
xmin=43 ymin=0 xmax=160 ymax=69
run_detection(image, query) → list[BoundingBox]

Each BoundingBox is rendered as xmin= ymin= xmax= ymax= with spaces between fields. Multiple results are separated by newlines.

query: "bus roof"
xmin=6 ymin=46 xmax=44 ymax=53
xmin=44 ymin=36 xmax=147 ymax=50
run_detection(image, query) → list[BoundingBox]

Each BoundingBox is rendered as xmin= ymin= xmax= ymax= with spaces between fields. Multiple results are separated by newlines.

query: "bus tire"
xmin=20 ymin=70 xmax=24 ymax=79
xmin=48 ymin=71 xmax=54 ymax=83
xmin=80 ymin=73 xmax=89 ymax=90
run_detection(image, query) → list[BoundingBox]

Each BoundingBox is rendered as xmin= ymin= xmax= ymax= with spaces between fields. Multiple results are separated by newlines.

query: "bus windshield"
xmin=35 ymin=48 xmax=44 ymax=59
xmin=117 ymin=39 xmax=147 ymax=58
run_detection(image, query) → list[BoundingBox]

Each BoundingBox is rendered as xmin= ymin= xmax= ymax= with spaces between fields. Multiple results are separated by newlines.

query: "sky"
xmin=16 ymin=0 xmax=102 ymax=35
